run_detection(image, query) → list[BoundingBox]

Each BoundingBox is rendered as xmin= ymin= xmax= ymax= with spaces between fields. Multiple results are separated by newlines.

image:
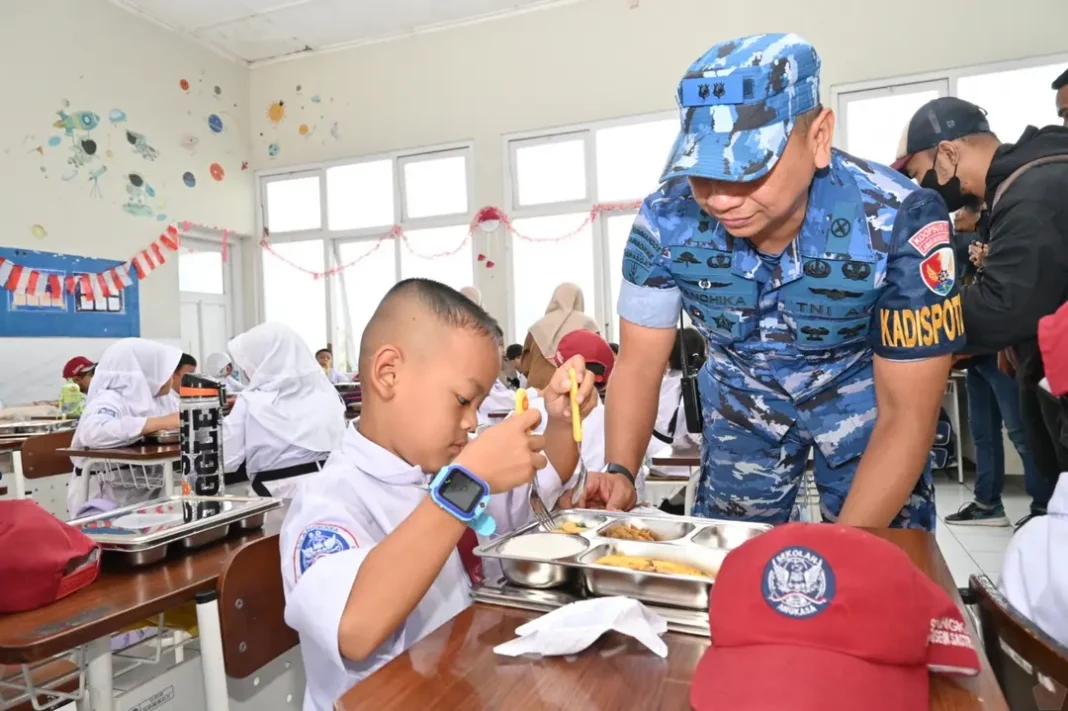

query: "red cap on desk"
xmin=0 ymin=500 xmax=101 ymax=612
xmin=690 ymin=523 xmax=980 ymax=711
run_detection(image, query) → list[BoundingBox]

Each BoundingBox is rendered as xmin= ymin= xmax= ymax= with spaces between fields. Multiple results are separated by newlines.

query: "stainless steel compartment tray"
xmin=475 ymin=510 xmax=769 ymax=610
xmin=68 ymin=495 xmax=281 ymax=552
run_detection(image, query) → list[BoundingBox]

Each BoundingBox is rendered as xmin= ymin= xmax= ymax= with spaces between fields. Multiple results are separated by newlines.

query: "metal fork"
xmin=529 ymin=474 xmax=557 ymax=530
xmin=567 ymin=367 xmax=588 ymax=508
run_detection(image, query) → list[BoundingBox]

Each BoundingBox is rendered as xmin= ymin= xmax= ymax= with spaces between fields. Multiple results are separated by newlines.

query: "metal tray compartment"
xmin=596 ymin=517 xmax=694 ymax=543
xmin=144 ymin=429 xmax=180 ymax=445
xmin=578 ymin=540 xmax=726 ymax=610
xmin=690 ymin=523 xmax=769 ymax=551
xmin=534 ymin=511 xmax=610 ymax=534
xmin=68 ymin=495 xmax=282 ymax=566
xmin=492 ymin=533 xmax=589 ymax=590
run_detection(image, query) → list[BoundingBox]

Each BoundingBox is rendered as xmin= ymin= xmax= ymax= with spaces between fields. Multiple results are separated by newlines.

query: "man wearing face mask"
xmin=894 ymin=97 xmax=1068 ymax=522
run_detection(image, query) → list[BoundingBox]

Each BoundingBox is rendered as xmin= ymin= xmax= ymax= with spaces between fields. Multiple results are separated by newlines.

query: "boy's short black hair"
xmin=362 ymin=279 xmax=503 ymax=362
xmin=608 ymin=342 xmax=620 ymax=355
xmin=315 ymin=348 xmax=331 ymax=358
xmin=1053 ymin=67 xmax=1068 ymax=90
xmin=505 ymin=344 xmax=523 ymax=360
xmin=178 ymin=353 xmax=197 ymax=369
xmin=669 ymin=328 xmax=706 ymax=372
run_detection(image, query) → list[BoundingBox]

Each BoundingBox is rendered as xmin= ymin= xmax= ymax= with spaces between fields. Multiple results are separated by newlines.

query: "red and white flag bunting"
xmin=1 ymin=225 xmax=186 ymax=297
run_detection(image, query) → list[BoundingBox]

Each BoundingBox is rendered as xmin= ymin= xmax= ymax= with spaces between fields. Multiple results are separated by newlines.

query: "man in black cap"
xmin=893 ymin=97 xmax=1068 ymax=526
xmin=1055 ymin=67 xmax=1068 ymax=126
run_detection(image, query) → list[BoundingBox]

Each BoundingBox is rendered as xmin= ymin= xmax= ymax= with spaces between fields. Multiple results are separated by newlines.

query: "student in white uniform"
xmin=315 ymin=348 xmax=347 ymax=385
xmin=281 ymin=279 xmax=597 ymax=710
xmin=68 ymin=339 xmax=182 ymax=516
xmin=205 ymin=352 xmax=245 ymax=393
xmin=225 ymin=324 xmax=345 ymax=498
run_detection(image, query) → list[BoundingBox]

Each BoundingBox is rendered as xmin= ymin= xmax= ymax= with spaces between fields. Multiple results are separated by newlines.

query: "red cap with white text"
xmin=690 ymin=523 xmax=980 ymax=711
xmin=0 ymin=500 xmax=101 ymax=612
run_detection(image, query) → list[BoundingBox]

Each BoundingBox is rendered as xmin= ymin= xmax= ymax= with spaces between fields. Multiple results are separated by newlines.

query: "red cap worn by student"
xmin=691 ymin=523 xmax=980 ymax=711
xmin=551 ymin=330 xmax=615 ymax=387
xmin=0 ymin=500 xmax=101 ymax=613
xmin=1039 ymin=300 xmax=1068 ymax=397
xmin=62 ymin=356 xmax=95 ymax=380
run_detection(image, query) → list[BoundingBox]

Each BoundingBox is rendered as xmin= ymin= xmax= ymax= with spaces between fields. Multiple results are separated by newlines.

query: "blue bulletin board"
xmin=0 ymin=247 xmax=140 ymax=338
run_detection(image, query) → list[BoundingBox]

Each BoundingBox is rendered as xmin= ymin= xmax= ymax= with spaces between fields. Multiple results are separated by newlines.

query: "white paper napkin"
xmin=493 ymin=596 xmax=669 ymax=658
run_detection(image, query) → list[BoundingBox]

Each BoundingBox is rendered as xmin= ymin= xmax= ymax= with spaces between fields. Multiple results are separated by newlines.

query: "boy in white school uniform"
xmin=281 ymin=279 xmax=598 ymax=711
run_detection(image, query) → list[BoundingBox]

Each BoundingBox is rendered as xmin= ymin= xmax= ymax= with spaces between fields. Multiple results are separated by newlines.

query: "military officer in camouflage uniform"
xmin=584 ymin=34 xmax=964 ymax=530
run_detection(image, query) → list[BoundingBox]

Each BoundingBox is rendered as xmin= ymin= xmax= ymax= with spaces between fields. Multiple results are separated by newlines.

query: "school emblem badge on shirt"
xmin=295 ymin=524 xmax=357 ymax=576
xmin=762 ymin=546 xmax=836 ymax=618
xmin=920 ymin=248 xmax=956 ymax=297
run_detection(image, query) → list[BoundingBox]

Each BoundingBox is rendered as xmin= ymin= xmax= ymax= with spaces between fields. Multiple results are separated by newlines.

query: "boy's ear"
xmin=367 ymin=344 xmax=402 ymax=400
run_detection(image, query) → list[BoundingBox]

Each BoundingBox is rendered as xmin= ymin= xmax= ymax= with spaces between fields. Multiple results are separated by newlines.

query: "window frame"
xmin=255 ymin=141 xmax=475 ymax=363
xmin=830 ymin=51 xmax=1068 ymax=150
xmin=502 ymin=110 xmax=677 ymax=344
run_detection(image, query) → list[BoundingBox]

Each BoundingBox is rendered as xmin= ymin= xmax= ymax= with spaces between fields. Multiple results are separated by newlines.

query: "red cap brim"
xmin=890 ymin=153 xmax=914 ymax=173
xmin=690 ymin=644 xmax=927 ymax=711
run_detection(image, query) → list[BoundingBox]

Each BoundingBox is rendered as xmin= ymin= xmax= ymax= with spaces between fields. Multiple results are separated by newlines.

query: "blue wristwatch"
xmin=429 ymin=464 xmax=496 ymax=536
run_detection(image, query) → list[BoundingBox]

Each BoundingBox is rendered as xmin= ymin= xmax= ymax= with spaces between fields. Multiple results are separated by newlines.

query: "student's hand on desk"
xmin=455 ymin=408 xmax=547 ymax=494
xmin=558 ymin=471 xmax=637 ymax=512
xmin=540 ymin=355 xmax=597 ymax=424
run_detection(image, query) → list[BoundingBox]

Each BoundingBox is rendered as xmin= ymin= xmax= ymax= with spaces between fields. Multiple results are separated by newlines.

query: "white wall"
xmin=0 ymin=0 xmax=253 ymax=403
xmin=248 ymin=0 xmax=1068 ymax=334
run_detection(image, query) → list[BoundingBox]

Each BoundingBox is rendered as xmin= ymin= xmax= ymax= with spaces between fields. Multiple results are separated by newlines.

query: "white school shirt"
xmin=224 ymin=374 xmax=245 ymax=393
xmin=477 ymin=380 xmax=517 ymax=426
xmin=522 ymin=388 xmax=607 ymax=475
xmin=67 ymin=391 xmax=175 ymax=515
xmin=222 ymin=396 xmax=331 ymax=497
xmin=1000 ymin=474 xmax=1068 ymax=646
xmin=645 ymin=372 xmax=683 ymax=461
xmin=281 ymin=423 xmax=570 ymax=711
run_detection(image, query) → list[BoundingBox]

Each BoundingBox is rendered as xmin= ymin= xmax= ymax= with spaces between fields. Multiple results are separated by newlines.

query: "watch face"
xmin=439 ymin=469 xmax=484 ymax=515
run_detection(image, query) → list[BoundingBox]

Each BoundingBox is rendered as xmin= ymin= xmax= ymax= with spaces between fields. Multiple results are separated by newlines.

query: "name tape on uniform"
xmin=908 ymin=221 xmax=950 ymax=256
xmin=879 ymin=294 xmax=964 ymax=349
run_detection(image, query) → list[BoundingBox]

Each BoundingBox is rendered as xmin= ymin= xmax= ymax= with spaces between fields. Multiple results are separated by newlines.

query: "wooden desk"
xmin=55 ymin=444 xmax=180 ymax=461
xmin=0 ymin=439 xmax=25 ymax=454
xmin=650 ymin=439 xmax=701 ymax=468
xmin=337 ymin=529 xmax=1008 ymax=711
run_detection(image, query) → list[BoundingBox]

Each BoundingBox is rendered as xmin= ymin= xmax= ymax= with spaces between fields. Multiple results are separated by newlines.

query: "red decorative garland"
xmin=261 ymin=201 xmax=641 ymax=280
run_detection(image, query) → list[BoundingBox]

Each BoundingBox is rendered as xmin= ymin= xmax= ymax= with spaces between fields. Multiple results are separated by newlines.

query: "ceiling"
xmin=112 ymin=0 xmax=582 ymax=65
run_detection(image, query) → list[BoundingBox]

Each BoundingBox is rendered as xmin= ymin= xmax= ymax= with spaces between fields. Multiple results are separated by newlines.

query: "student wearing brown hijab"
xmin=518 ymin=283 xmax=600 ymax=389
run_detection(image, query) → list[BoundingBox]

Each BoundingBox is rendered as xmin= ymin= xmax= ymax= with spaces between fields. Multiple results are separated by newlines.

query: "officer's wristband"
xmin=604 ymin=463 xmax=636 ymax=487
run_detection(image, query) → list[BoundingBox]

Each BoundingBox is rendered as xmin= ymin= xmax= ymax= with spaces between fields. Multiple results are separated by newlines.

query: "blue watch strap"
xmin=471 ymin=512 xmax=497 ymax=537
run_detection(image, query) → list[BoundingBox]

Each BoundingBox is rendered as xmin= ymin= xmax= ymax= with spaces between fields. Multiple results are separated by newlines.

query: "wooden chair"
xmin=11 ymin=430 xmax=74 ymax=499
xmin=970 ymin=574 xmax=1068 ymax=710
xmin=217 ymin=535 xmax=299 ymax=679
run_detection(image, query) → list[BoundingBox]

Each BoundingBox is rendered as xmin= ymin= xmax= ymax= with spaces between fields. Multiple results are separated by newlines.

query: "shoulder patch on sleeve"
xmin=919 ymin=248 xmax=956 ymax=296
xmin=907 ymin=220 xmax=950 ymax=256
xmin=96 ymin=406 xmax=119 ymax=418
xmin=295 ymin=524 xmax=357 ymax=576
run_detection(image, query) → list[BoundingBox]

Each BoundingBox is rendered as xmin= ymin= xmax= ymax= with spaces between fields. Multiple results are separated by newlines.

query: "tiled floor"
xmin=934 ymin=471 xmax=1032 ymax=587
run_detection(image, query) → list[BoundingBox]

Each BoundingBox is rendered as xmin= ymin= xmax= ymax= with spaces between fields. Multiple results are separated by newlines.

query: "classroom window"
xmin=833 ymin=54 xmax=1067 ymax=163
xmin=505 ymin=114 xmax=677 ymax=343
xmin=179 ymin=250 xmax=225 ymax=295
xmin=262 ymin=239 xmax=327 ymax=352
xmin=259 ymin=145 xmax=474 ymax=371
xmin=264 ymin=175 xmax=321 ymax=233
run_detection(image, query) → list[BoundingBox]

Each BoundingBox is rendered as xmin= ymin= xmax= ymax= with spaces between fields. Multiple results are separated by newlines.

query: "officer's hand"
xmin=559 ymin=471 xmax=638 ymax=512
xmin=455 ymin=409 xmax=547 ymax=494
xmin=540 ymin=355 xmax=598 ymax=424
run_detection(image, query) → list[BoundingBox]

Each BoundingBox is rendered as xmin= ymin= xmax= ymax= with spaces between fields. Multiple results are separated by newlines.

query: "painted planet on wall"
xmin=208 ymin=114 xmax=224 ymax=134
xmin=47 ymin=136 xmax=61 ymax=147
xmin=109 ymin=109 xmax=127 ymax=124
xmin=179 ymin=78 xmax=190 ymax=91
xmin=182 ymin=171 xmax=196 ymax=187
xmin=267 ymin=143 xmax=280 ymax=158
xmin=210 ymin=163 xmax=225 ymax=181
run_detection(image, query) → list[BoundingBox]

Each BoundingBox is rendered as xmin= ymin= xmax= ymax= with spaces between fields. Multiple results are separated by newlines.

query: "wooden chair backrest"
xmin=20 ymin=430 xmax=75 ymax=480
xmin=970 ymin=574 xmax=1068 ymax=711
xmin=217 ymin=534 xmax=298 ymax=678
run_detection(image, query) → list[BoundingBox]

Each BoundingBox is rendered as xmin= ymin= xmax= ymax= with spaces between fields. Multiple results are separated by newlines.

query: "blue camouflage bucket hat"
xmin=661 ymin=33 xmax=821 ymax=184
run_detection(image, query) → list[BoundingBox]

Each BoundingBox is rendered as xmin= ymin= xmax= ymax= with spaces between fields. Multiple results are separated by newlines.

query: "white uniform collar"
xmin=1049 ymin=474 xmax=1068 ymax=517
xmin=341 ymin=421 xmax=427 ymax=487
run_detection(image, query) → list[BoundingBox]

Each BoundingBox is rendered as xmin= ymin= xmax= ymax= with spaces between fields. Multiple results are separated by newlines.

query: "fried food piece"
xmin=595 ymin=554 xmax=710 ymax=578
xmin=602 ymin=523 xmax=658 ymax=542
xmin=553 ymin=521 xmax=588 ymax=534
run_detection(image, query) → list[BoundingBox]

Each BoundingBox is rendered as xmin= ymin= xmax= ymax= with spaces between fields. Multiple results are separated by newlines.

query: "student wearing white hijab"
xmin=225 ymin=323 xmax=345 ymax=498
xmin=68 ymin=339 xmax=182 ymax=516
xmin=205 ymin=352 xmax=245 ymax=393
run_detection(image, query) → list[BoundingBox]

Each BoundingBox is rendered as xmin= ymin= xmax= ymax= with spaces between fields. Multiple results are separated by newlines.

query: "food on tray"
xmin=500 ymin=533 xmax=587 ymax=560
xmin=552 ymin=521 xmax=589 ymax=534
xmin=602 ymin=523 xmax=658 ymax=542
xmin=595 ymin=554 xmax=712 ymax=578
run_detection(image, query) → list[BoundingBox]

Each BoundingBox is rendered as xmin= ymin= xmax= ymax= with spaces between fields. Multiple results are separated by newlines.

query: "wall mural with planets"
xmin=24 ymin=70 xmax=249 ymax=234
xmin=256 ymin=83 xmax=345 ymax=161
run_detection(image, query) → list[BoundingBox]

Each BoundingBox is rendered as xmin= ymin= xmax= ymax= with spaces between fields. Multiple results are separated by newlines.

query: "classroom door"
xmin=179 ymin=238 xmax=234 ymax=367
